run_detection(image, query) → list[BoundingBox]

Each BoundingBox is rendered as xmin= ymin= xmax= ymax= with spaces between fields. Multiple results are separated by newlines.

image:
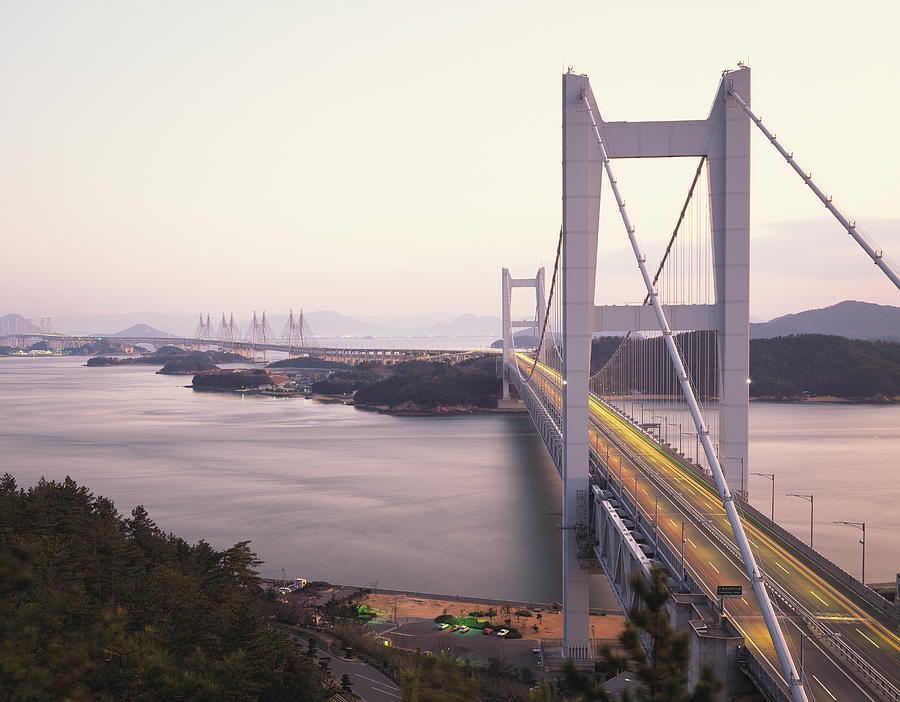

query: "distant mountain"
xmin=0 ymin=314 xmax=41 ymax=335
xmin=305 ymin=311 xmax=500 ymax=337
xmin=410 ymin=314 xmax=500 ymax=337
xmin=752 ymin=301 xmax=900 ymax=341
xmin=355 ymin=312 xmax=457 ymax=328
xmin=110 ymin=324 xmax=174 ymax=338
xmin=304 ymin=310 xmax=392 ymax=337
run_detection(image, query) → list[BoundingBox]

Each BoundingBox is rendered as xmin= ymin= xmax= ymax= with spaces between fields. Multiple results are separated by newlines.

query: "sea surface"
xmin=1 ymin=356 xmax=897 ymax=605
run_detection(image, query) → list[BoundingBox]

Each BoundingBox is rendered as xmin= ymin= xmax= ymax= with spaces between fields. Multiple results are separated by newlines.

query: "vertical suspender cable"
xmin=579 ymin=88 xmax=809 ymax=702
xmin=728 ymin=87 xmax=900 ymax=290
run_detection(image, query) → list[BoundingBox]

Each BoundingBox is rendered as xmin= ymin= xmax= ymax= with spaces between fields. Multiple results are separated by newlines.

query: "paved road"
xmin=382 ymin=619 xmax=540 ymax=670
xmin=317 ymin=652 xmax=400 ymax=702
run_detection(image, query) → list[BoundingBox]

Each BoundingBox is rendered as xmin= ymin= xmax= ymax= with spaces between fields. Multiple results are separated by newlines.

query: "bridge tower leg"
xmin=501 ymin=269 xmax=512 ymax=400
xmin=561 ymin=72 xmax=603 ymax=660
xmin=708 ymin=69 xmax=751 ymax=497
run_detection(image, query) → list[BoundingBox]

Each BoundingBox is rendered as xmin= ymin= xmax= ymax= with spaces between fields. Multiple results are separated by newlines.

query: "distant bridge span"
xmin=0 ymin=332 xmax=496 ymax=365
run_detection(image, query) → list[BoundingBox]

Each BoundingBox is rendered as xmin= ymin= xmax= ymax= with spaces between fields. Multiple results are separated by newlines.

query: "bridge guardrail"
xmin=735 ymin=499 xmax=900 ymax=627
xmin=738 ymin=648 xmax=792 ymax=702
xmin=766 ymin=579 xmax=900 ymax=702
xmin=601 ymin=399 xmax=900 ymax=628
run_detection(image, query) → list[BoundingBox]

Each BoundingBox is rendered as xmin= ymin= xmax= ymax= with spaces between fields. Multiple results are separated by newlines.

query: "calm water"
xmin=1 ymin=357 xmax=897 ymax=602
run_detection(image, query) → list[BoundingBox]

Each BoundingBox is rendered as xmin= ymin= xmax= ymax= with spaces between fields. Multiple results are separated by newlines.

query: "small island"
xmin=310 ymin=357 xmax=502 ymax=414
xmin=86 ymin=346 xmax=246 ymax=374
xmin=191 ymin=368 xmax=289 ymax=392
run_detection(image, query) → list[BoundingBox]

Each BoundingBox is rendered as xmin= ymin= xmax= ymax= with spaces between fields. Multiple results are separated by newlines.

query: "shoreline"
xmin=751 ymin=396 xmax=898 ymax=405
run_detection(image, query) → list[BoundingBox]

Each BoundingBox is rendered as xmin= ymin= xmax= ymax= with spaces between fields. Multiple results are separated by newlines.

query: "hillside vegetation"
xmin=315 ymin=357 xmax=502 ymax=412
xmin=590 ymin=334 xmax=900 ymax=401
xmin=749 ymin=334 xmax=900 ymax=400
xmin=0 ymin=475 xmax=325 ymax=701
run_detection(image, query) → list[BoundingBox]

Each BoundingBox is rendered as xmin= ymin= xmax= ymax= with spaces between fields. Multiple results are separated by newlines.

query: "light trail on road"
xmin=515 ymin=353 xmax=900 ymax=701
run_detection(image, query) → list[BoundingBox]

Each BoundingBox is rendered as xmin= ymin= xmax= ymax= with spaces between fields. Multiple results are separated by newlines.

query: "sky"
xmin=2 ymin=0 xmax=898 ymax=322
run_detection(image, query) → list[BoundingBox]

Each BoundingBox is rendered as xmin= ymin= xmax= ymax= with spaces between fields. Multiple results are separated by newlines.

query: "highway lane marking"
xmin=687 ymin=538 xmax=697 ymax=548
xmin=811 ymin=674 xmax=837 ymax=700
xmin=810 ymin=590 xmax=829 ymax=606
xmin=741 ymin=597 xmax=749 ymax=605
xmin=585 ymin=396 xmax=900 ymax=681
xmin=669 ymin=518 xmax=678 ymax=526
xmin=707 ymin=561 xmax=720 ymax=574
xmin=855 ymin=627 xmax=880 ymax=648
xmin=578 ymin=388 xmax=900 ymax=645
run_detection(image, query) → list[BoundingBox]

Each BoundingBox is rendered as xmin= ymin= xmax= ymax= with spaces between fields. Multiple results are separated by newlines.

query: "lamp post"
xmin=683 ymin=431 xmax=700 ymax=465
xmin=752 ymin=472 xmax=775 ymax=521
xmin=787 ymin=493 xmax=814 ymax=549
xmin=834 ymin=521 xmax=866 ymax=584
xmin=799 ymin=633 xmax=841 ymax=684
xmin=724 ymin=456 xmax=746 ymax=498
xmin=668 ymin=422 xmax=682 ymax=453
xmin=652 ymin=414 xmax=667 ymax=444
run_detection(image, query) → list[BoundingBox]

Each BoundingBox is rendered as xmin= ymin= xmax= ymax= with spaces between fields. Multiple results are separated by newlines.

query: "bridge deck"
xmin=513 ymin=353 xmax=899 ymax=702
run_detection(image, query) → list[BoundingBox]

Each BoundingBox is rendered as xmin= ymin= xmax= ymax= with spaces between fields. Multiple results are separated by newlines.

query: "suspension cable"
xmin=520 ymin=227 xmax=563 ymax=381
xmin=580 ymin=87 xmax=808 ymax=702
xmin=593 ymin=158 xmax=708 ymax=383
xmin=645 ymin=157 xmax=707 ymax=304
xmin=728 ymin=86 xmax=900 ymax=290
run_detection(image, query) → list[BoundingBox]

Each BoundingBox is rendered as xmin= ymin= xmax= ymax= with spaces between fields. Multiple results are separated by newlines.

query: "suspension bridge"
xmin=502 ymin=67 xmax=899 ymax=702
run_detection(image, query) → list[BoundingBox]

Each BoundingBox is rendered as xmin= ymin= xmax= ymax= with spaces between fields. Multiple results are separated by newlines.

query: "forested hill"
xmin=591 ymin=334 xmax=900 ymax=401
xmin=749 ymin=334 xmax=900 ymax=400
xmin=0 ymin=475 xmax=325 ymax=701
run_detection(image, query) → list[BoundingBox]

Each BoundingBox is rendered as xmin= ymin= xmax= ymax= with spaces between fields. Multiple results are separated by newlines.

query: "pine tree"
xmin=602 ymin=568 xmax=721 ymax=702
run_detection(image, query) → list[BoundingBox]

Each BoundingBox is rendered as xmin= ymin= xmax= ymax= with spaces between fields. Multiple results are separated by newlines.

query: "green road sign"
xmin=717 ymin=585 xmax=743 ymax=597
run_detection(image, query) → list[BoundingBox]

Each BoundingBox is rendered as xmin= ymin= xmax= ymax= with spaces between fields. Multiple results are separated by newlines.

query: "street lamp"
xmin=787 ymin=493 xmax=814 ymax=549
xmin=833 ymin=521 xmax=866 ymax=584
xmin=652 ymin=414 xmax=668 ymax=444
xmin=724 ymin=456 xmax=746 ymax=498
xmin=799 ymin=633 xmax=841 ymax=684
xmin=752 ymin=472 xmax=775 ymax=521
xmin=668 ymin=421 xmax=682 ymax=453
xmin=683 ymin=431 xmax=700 ymax=465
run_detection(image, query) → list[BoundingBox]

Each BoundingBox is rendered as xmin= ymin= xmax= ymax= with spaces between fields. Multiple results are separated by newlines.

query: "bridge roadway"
xmin=515 ymin=353 xmax=900 ymax=702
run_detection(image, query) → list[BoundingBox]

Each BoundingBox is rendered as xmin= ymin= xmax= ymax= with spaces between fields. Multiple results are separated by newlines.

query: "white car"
xmin=497 ymin=628 xmax=510 ymax=637
xmin=436 ymin=623 xmax=449 ymax=630
xmin=457 ymin=626 xmax=470 ymax=633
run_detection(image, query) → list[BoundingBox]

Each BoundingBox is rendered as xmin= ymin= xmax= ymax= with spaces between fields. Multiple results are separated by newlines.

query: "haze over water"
xmin=1 ymin=356 xmax=897 ymax=603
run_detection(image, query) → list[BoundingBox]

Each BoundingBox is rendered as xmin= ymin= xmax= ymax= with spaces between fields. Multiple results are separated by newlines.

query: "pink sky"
xmin=2 ymin=1 xmax=898 ymax=321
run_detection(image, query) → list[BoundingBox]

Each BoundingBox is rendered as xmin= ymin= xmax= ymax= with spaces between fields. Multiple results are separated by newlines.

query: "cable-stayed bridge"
xmin=502 ymin=67 xmax=899 ymax=702
xmin=1 ymin=308 xmax=489 ymax=364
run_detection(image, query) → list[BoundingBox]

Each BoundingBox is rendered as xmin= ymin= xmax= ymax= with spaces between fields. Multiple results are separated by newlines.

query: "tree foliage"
xmin=591 ymin=334 xmax=900 ymax=400
xmin=351 ymin=358 xmax=501 ymax=410
xmin=0 ymin=474 xmax=325 ymax=701
xmin=549 ymin=568 xmax=719 ymax=702
xmin=749 ymin=334 xmax=900 ymax=399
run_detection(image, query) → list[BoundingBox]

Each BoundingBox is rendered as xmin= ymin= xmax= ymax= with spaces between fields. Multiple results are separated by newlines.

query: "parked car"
xmin=435 ymin=623 xmax=449 ymax=630
xmin=497 ymin=629 xmax=510 ymax=637
xmin=457 ymin=626 xmax=469 ymax=633
xmin=483 ymin=628 xmax=494 ymax=635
